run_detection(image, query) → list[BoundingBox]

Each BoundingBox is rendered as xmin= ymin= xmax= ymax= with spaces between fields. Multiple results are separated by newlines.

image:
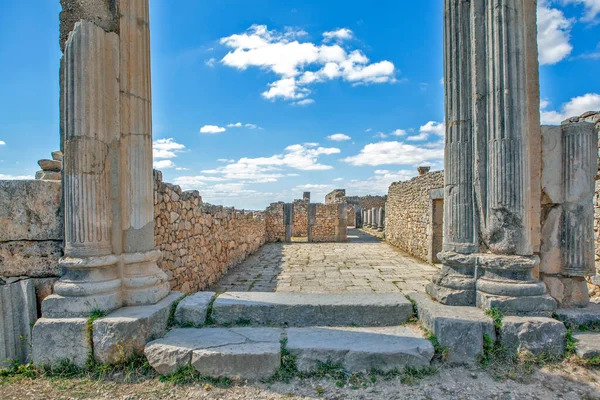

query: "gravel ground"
xmin=2 ymin=364 xmax=599 ymax=400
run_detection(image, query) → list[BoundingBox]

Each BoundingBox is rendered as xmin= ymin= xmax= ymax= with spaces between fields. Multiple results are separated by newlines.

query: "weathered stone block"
xmin=554 ymin=303 xmax=600 ymax=329
xmin=574 ymin=332 xmax=600 ymax=359
xmin=0 ymin=180 xmax=62 ymax=242
xmin=174 ymin=291 xmax=216 ymax=327
xmin=541 ymin=125 xmax=564 ymax=204
xmin=0 ymin=240 xmax=62 ymax=278
xmin=0 ymin=279 xmax=37 ymax=368
xmin=93 ymin=291 xmax=184 ymax=364
xmin=32 ymin=318 xmax=89 ymax=367
xmin=500 ymin=316 xmax=566 ymax=357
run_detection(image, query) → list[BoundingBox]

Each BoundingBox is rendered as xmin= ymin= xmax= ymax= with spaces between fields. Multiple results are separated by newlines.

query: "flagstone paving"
xmin=211 ymin=229 xmax=439 ymax=293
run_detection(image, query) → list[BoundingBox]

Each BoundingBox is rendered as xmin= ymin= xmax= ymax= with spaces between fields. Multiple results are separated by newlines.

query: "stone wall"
xmin=154 ymin=171 xmax=266 ymax=293
xmin=311 ymin=203 xmax=347 ymax=242
xmin=265 ymin=202 xmax=286 ymax=243
xmin=385 ymin=171 xmax=444 ymax=262
xmin=293 ymin=200 xmax=308 ymax=236
xmin=345 ymin=195 xmax=388 ymax=210
xmin=325 ymin=189 xmax=346 ymax=204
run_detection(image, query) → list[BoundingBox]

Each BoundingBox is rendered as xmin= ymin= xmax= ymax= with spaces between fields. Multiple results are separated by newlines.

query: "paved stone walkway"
xmin=211 ymin=229 xmax=439 ymax=294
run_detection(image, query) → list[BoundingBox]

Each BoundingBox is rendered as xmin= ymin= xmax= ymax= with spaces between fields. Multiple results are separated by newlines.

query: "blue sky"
xmin=0 ymin=0 xmax=599 ymax=209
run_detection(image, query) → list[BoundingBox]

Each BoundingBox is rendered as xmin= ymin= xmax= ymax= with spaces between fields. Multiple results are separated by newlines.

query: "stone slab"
xmin=501 ymin=316 xmax=566 ymax=357
xmin=174 ymin=292 xmax=216 ymax=327
xmin=286 ymin=326 xmax=434 ymax=373
xmin=574 ymin=332 xmax=600 ymax=359
xmin=0 ymin=240 xmax=62 ymax=278
xmin=32 ymin=318 xmax=89 ymax=367
xmin=554 ymin=303 xmax=600 ymax=329
xmin=0 ymin=279 xmax=38 ymax=368
xmin=212 ymin=292 xmax=413 ymax=327
xmin=93 ymin=291 xmax=184 ymax=364
xmin=145 ymin=327 xmax=283 ymax=378
xmin=477 ymin=292 xmax=557 ymax=315
xmin=0 ymin=180 xmax=63 ymax=242
xmin=409 ymin=293 xmax=495 ymax=364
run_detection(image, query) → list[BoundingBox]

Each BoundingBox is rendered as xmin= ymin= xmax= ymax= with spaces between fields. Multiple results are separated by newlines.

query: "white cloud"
xmin=175 ymin=167 xmax=189 ymax=171
xmin=374 ymin=132 xmax=388 ymax=139
xmin=218 ymin=158 xmax=235 ymax=163
xmin=407 ymin=132 xmax=429 ymax=142
xmin=538 ymin=1 xmax=573 ymax=65
xmin=540 ymin=93 xmax=600 ymax=124
xmin=562 ymin=0 xmax=600 ymax=22
xmin=227 ymin=122 xmax=243 ymax=128
xmin=323 ymin=28 xmax=354 ymax=42
xmin=200 ymin=125 xmax=227 ymax=134
xmin=333 ymin=177 xmax=344 ymax=182
xmin=419 ymin=121 xmax=445 ymax=137
xmin=391 ymin=129 xmax=406 ymax=136
xmin=153 ymin=160 xmax=176 ymax=169
xmin=219 ymin=25 xmax=396 ymax=102
xmin=342 ymin=141 xmax=444 ymax=167
xmin=245 ymin=123 xmax=261 ymax=129
xmin=153 ymin=138 xmax=186 ymax=159
xmin=292 ymin=99 xmax=315 ymax=106
xmin=0 ymin=173 xmax=34 ymax=180
xmin=0 ymin=141 xmax=5 ymax=145
xmin=327 ymin=133 xmax=351 ymax=141
xmin=345 ymin=169 xmax=417 ymax=195
xmin=205 ymin=57 xmax=216 ymax=67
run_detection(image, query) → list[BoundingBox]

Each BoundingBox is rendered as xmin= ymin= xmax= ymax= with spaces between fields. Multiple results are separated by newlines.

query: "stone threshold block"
xmin=145 ymin=327 xmax=283 ymax=379
xmin=32 ymin=291 xmax=183 ymax=367
xmin=174 ymin=292 xmax=216 ymax=327
xmin=211 ymin=292 xmax=413 ymax=327
xmin=1 ymin=279 xmax=38 ymax=368
xmin=408 ymin=293 xmax=496 ymax=364
xmin=500 ymin=316 xmax=566 ymax=357
xmin=573 ymin=332 xmax=600 ymax=359
xmin=553 ymin=303 xmax=600 ymax=330
xmin=286 ymin=326 xmax=434 ymax=373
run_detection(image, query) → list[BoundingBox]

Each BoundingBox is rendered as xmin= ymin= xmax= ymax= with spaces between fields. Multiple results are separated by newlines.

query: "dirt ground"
xmin=2 ymin=364 xmax=599 ymax=400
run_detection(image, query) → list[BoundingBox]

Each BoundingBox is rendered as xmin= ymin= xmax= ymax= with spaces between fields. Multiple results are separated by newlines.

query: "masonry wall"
xmin=311 ymin=203 xmax=347 ymax=242
xmin=265 ymin=202 xmax=286 ymax=243
xmin=385 ymin=171 xmax=444 ymax=262
xmin=345 ymin=195 xmax=387 ymax=210
xmin=154 ymin=171 xmax=266 ymax=293
xmin=293 ymin=200 xmax=308 ymax=236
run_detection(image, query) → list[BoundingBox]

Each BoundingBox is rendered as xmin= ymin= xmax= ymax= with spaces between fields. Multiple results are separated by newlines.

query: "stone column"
xmin=377 ymin=208 xmax=385 ymax=232
xmin=119 ymin=0 xmax=169 ymax=306
xmin=43 ymin=21 xmax=123 ymax=317
xmin=427 ymin=0 xmax=478 ymax=306
xmin=284 ymin=203 xmax=294 ymax=242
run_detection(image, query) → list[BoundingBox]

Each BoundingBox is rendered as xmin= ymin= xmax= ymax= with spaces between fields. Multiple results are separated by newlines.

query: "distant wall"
xmin=311 ymin=203 xmax=347 ymax=242
xmin=385 ymin=171 xmax=444 ymax=262
xmin=325 ymin=189 xmax=346 ymax=204
xmin=293 ymin=200 xmax=308 ymax=236
xmin=154 ymin=171 xmax=266 ymax=293
xmin=345 ymin=195 xmax=387 ymax=210
xmin=265 ymin=202 xmax=286 ymax=243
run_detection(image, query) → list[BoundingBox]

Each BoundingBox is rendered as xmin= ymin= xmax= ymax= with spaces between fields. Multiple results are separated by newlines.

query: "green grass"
xmin=159 ymin=365 xmax=233 ymax=387
xmin=424 ymin=330 xmax=449 ymax=361
xmin=485 ymin=307 xmax=504 ymax=332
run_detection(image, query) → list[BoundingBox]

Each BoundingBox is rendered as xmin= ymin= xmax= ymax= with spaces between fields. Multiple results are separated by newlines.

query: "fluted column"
xmin=43 ymin=21 xmax=122 ymax=317
xmin=427 ymin=0 xmax=478 ymax=306
xmin=377 ymin=208 xmax=385 ymax=232
xmin=119 ymin=0 xmax=169 ymax=305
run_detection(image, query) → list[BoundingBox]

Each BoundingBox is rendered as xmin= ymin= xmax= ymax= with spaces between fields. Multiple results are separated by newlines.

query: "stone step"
xmin=144 ymin=326 xmax=433 ymax=379
xmin=573 ymin=332 xmax=600 ymax=359
xmin=210 ymin=292 xmax=413 ymax=327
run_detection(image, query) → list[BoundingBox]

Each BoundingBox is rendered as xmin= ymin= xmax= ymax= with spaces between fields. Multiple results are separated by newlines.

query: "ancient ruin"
xmin=2 ymin=0 xmax=600 ymax=384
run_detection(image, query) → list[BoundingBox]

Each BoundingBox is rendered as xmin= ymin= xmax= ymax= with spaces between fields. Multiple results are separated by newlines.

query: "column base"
xmin=122 ymin=250 xmax=170 ymax=306
xmin=427 ymin=251 xmax=477 ymax=306
xmin=476 ymin=254 xmax=557 ymax=315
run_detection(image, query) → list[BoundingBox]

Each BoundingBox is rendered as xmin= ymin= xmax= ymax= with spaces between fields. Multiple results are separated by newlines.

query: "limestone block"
xmin=540 ymin=206 xmax=562 ymax=274
xmin=553 ymin=303 xmax=600 ymax=329
xmin=541 ymin=125 xmax=564 ymax=204
xmin=501 ymin=316 xmax=566 ymax=357
xmin=574 ymin=332 xmax=600 ymax=359
xmin=59 ymin=0 xmax=119 ymax=51
xmin=174 ymin=292 xmax=216 ymax=326
xmin=38 ymin=160 xmax=62 ymax=172
xmin=0 ymin=279 xmax=37 ymax=368
xmin=32 ymin=318 xmax=89 ymax=367
xmin=543 ymin=276 xmax=589 ymax=308
xmin=286 ymin=326 xmax=434 ymax=373
xmin=93 ymin=291 xmax=184 ymax=364
xmin=0 ymin=240 xmax=62 ymax=278
xmin=410 ymin=293 xmax=495 ymax=364
xmin=0 ymin=180 xmax=62 ymax=241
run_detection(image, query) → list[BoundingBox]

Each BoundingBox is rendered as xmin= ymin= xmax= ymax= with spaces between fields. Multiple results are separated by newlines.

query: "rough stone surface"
xmin=554 ymin=302 xmax=600 ymax=329
xmin=574 ymin=332 xmax=600 ymax=359
xmin=311 ymin=203 xmax=347 ymax=243
xmin=0 ymin=240 xmax=62 ymax=278
xmin=265 ymin=202 xmax=286 ymax=243
xmin=154 ymin=171 xmax=266 ymax=294
xmin=174 ymin=292 xmax=216 ymax=326
xmin=385 ymin=171 xmax=444 ymax=262
xmin=145 ymin=327 xmax=283 ymax=378
xmin=410 ymin=293 xmax=496 ymax=364
xmin=59 ymin=0 xmax=119 ymax=51
xmin=92 ymin=292 xmax=184 ymax=364
xmin=32 ymin=318 xmax=89 ymax=367
xmin=212 ymin=292 xmax=413 ymax=327
xmin=0 ymin=180 xmax=62 ymax=242
xmin=38 ymin=159 xmax=62 ymax=172
xmin=0 ymin=279 xmax=37 ymax=367
xmin=501 ymin=316 xmax=566 ymax=357
xmin=286 ymin=326 xmax=434 ymax=373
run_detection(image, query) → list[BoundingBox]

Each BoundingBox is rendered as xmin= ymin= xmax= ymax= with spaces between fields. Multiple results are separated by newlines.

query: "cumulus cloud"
xmin=540 ymin=93 xmax=600 ymax=124
xmin=293 ymin=99 xmax=315 ymax=106
xmin=227 ymin=122 xmax=243 ymax=128
xmin=327 ymin=133 xmax=351 ymax=141
xmin=153 ymin=160 xmax=176 ymax=169
xmin=200 ymin=125 xmax=227 ymax=134
xmin=0 ymin=173 xmax=34 ymax=180
xmin=391 ymin=129 xmax=406 ymax=136
xmin=342 ymin=141 xmax=444 ymax=167
xmin=0 ymin=141 xmax=5 ymax=145
xmin=219 ymin=25 xmax=396 ymax=102
xmin=153 ymin=138 xmax=186 ymax=159
xmin=538 ymin=1 xmax=573 ymax=65
xmin=562 ymin=0 xmax=600 ymax=22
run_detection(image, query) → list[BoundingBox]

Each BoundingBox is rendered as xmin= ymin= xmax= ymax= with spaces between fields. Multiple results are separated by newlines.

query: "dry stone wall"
xmin=345 ymin=195 xmax=387 ymax=210
xmin=293 ymin=200 xmax=308 ymax=236
xmin=311 ymin=203 xmax=347 ymax=242
xmin=385 ymin=171 xmax=444 ymax=262
xmin=154 ymin=171 xmax=266 ymax=293
xmin=265 ymin=202 xmax=286 ymax=243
